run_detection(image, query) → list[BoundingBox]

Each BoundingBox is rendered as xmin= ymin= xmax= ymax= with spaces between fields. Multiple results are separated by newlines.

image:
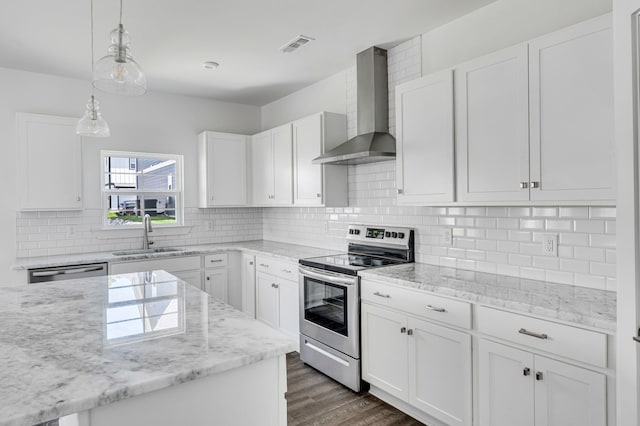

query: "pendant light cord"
xmin=90 ymin=0 xmax=95 ymax=96
xmin=119 ymin=0 xmax=123 ymax=25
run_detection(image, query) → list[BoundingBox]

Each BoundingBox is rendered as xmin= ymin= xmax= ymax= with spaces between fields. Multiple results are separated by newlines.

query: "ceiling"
xmin=0 ymin=0 xmax=496 ymax=106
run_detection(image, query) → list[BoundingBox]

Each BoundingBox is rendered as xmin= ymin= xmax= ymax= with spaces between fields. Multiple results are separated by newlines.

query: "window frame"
xmin=101 ymin=150 xmax=184 ymax=229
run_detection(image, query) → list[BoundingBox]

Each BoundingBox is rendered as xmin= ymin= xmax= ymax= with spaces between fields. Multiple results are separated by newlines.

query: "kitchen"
xmin=0 ymin=0 xmax=637 ymax=425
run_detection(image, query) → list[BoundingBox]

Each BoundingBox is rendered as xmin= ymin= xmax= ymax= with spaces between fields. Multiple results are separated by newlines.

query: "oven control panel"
xmin=346 ymin=224 xmax=412 ymax=245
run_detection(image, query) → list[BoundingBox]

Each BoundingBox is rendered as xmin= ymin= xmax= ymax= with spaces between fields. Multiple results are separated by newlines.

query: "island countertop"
xmin=0 ymin=270 xmax=295 ymax=426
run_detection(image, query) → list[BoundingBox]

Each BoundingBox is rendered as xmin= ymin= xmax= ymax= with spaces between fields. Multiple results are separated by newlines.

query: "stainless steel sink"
xmin=112 ymin=248 xmax=184 ymax=256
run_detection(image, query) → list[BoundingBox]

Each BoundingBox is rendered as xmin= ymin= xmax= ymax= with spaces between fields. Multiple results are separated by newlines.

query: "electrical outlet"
xmin=542 ymin=234 xmax=558 ymax=256
xmin=204 ymin=220 xmax=214 ymax=231
xmin=66 ymin=225 xmax=77 ymax=239
xmin=442 ymin=228 xmax=453 ymax=246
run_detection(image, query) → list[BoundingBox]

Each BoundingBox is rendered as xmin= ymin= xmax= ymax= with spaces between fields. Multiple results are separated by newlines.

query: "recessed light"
xmin=279 ymin=35 xmax=315 ymax=53
xmin=203 ymin=61 xmax=220 ymax=70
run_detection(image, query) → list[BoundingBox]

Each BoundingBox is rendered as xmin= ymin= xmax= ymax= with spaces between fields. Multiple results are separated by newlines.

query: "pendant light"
xmin=77 ymin=0 xmax=110 ymax=137
xmin=93 ymin=0 xmax=147 ymax=96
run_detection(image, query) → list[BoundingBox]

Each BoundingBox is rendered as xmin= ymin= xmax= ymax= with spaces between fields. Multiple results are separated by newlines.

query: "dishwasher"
xmin=28 ymin=263 xmax=108 ymax=283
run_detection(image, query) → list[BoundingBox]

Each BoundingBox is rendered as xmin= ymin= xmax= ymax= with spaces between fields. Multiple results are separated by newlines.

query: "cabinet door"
xmin=408 ymin=317 xmax=472 ymax=426
xmin=534 ymin=356 xmax=606 ymax=426
xmin=251 ymin=130 xmax=273 ymax=205
xmin=529 ymin=15 xmax=614 ymax=202
xmin=396 ymin=69 xmax=454 ymax=204
xmin=361 ymin=303 xmax=408 ymax=400
xmin=204 ymin=132 xmax=247 ymax=206
xmin=241 ymin=254 xmax=256 ymax=318
xmin=271 ymin=124 xmax=293 ymax=205
xmin=293 ymin=113 xmax=323 ymax=206
xmin=256 ymin=273 xmax=278 ymax=329
xmin=479 ymin=339 xmax=534 ymax=426
xmin=203 ymin=268 xmax=228 ymax=303
xmin=17 ymin=113 xmax=83 ymax=210
xmin=277 ymin=278 xmax=299 ymax=341
xmin=456 ymin=45 xmax=530 ymax=202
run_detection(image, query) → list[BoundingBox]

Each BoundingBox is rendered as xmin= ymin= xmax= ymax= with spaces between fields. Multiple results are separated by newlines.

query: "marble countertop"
xmin=0 ymin=271 xmax=295 ymax=426
xmin=13 ymin=240 xmax=342 ymax=270
xmin=360 ymin=263 xmax=616 ymax=332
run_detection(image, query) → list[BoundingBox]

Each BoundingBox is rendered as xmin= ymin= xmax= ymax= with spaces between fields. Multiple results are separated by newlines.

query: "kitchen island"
xmin=0 ymin=270 xmax=295 ymax=426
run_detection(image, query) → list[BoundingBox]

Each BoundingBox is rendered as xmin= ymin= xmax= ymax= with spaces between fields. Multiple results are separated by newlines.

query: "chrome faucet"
xmin=143 ymin=214 xmax=153 ymax=249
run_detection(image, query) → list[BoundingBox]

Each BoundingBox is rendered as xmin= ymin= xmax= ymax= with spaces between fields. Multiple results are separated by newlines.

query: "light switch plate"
xmin=542 ymin=234 xmax=558 ymax=256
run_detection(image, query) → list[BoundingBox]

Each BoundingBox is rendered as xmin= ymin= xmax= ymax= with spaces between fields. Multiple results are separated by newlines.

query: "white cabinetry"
xmin=455 ymin=45 xmax=530 ymax=202
xmin=455 ymin=15 xmax=614 ymax=204
xmin=241 ymin=253 xmax=256 ymax=317
xmin=528 ymin=14 xmax=614 ymax=202
xmin=17 ymin=113 xmax=83 ymax=210
xmin=361 ymin=281 xmax=472 ymax=426
xmin=255 ymin=256 xmax=299 ymax=348
xmin=396 ymin=69 xmax=455 ymax=204
xmin=479 ymin=339 xmax=606 ymax=426
xmin=292 ymin=112 xmax=348 ymax=207
xmin=478 ymin=306 xmax=607 ymax=426
xmin=198 ymin=131 xmax=248 ymax=207
xmin=203 ymin=253 xmax=229 ymax=302
xmin=251 ymin=124 xmax=293 ymax=206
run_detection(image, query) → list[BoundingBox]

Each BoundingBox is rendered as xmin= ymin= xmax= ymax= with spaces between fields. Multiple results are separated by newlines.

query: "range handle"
xmin=298 ymin=265 xmax=358 ymax=286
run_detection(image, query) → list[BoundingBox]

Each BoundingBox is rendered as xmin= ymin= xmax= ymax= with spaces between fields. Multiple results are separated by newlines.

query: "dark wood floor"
xmin=286 ymin=352 xmax=425 ymax=426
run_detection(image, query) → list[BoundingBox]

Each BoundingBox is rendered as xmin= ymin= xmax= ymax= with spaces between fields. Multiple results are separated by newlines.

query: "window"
xmin=102 ymin=151 xmax=183 ymax=227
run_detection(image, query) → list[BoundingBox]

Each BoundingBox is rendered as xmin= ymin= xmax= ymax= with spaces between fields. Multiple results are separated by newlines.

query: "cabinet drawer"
xmin=361 ymin=280 xmax=472 ymax=329
xmin=477 ymin=306 xmax=607 ymax=368
xmin=110 ymin=256 xmax=201 ymax=274
xmin=256 ymin=255 xmax=297 ymax=281
xmin=204 ymin=253 xmax=228 ymax=269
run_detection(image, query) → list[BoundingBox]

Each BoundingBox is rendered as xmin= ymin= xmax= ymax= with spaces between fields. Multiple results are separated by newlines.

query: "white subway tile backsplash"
xmin=574 ymin=246 xmax=606 ymax=262
xmin=532 ymin=207 xmax=557 ymax=217
xmin=559 ymin=207 xmax=589 ymax=218
xmin=574 ymin=219 xmax=605 ymax=233
xmin=545 ymin=219 xmax=572 ymax=231
xmin=590 ymin=207 xmax=616 ymax=219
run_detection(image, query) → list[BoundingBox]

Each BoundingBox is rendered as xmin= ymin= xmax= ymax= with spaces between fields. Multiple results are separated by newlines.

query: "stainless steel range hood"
xmin=313 ymin=47 xmax=395 ymax=165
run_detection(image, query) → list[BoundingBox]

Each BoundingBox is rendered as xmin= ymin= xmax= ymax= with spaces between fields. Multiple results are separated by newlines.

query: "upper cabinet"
xmin=455 ymin=44 xmax=531 ymax=203
xmin=198 ymin=131 xmax=248 ymax=207
xmin=528 ymin=14 xmax=614 ymax=202
xmin=454 ymin=14 xmax=614 ymax=204
xmin=250 ymin=124 xmax=293 ymax=206
xmin=396 ymin=69 xmax=455 ymax=204
xmin=292 ymin=112 xmax=348 ymax=207
xmin=17 ymin=113 xmax=83 ymax=211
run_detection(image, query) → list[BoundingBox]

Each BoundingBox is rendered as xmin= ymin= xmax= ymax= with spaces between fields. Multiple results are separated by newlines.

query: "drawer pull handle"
xmin=373 ymin=291 xmax=391 ymax=299
xmin=518 ymin=328 xmax=548 ymax=340
xmin=400 ymin=327 xmax=407 ymax=334
xmin=260 ymin=264 xmax=269 ymax=268
xmin=425 ymin=305 xmax=446 ymax=313
xmin=282 ymin=269 xmax=292 ymax=274
xmin=523 ymin=367 xmax=531 ymax=376
xmin=271 ymin=283 xmax=279 ymax=289
xmin=209 ymin=259 xmax=223 ymax=263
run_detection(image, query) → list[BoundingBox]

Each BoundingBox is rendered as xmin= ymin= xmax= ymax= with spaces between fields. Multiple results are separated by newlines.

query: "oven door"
xmin=298 ymin=265 xmax=360 ymax=358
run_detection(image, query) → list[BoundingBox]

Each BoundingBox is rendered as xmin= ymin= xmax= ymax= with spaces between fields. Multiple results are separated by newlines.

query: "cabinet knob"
xmin=271 ymin=283 xmax=279 ymax=289
xmin=536 ymin=371 xmax=543 ymax=381
xmin=519 ymin=182 xmax=528 ymax=189
xmin=249 ymin=261 xmax=254 ymax=265
xmin=531 ymin=181 xmax=540 ymax=189
xmin=397 ymin=189 xmax=403 ymax=195
xmin=400 ymin=327 xmax=407 ymax=334
xmin=206 ymin=276 xmax=210 ymax=281
xmin=407 ymin=329 xmax=414 ymax=336
xmin=316 ymin=193 xmax=321 ymax=198
xmin=76 ymin=196 xmax=81 ymax=202
xmin=523 ymin=367 xmax=531 ymax=376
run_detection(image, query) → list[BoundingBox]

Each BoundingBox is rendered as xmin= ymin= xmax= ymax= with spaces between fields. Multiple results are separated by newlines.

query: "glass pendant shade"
xmin=93 ymin=25 xmax=147 ymax=96
xmin=76 ymin=95 xmax=110 ymax=137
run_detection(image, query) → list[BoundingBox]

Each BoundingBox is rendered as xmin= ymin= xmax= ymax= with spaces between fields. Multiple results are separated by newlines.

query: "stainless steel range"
xmin=298 ymin=224 xmax=415 ymax=392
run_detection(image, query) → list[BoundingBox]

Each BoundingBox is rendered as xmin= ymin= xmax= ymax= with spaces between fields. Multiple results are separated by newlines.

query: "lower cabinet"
xmin=255 ymin=255 xmax=299 ymax=349
xmin=110 ymin=256 xmax=202 ymax=289
xmin=203 ymin=253 xmax=229 ymax=302
xmin=479 ymin=338 xmax=606 ymax=426
xmin=361 ymin=302 xmax=472 ymax=426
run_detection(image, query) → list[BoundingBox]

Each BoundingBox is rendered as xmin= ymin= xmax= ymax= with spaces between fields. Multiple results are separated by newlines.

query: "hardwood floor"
xmin=286 ymin=352 xmax=425 ymax=426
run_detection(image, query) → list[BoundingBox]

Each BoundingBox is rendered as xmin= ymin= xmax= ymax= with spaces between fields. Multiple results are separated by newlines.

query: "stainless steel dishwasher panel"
xmin=28 ymin=263 xmax=108 ymax=283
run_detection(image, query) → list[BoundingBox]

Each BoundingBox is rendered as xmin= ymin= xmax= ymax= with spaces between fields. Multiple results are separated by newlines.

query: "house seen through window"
xmin=102 ymin=151 xmax=183 ymax=227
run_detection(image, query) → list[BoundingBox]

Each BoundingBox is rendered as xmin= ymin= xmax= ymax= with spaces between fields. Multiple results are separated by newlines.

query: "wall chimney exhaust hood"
xmin=313 ymin=46 xmax=395 ymax=165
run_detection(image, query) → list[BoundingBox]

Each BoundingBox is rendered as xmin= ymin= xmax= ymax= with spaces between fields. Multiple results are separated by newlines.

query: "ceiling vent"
xmin=279 ymin=35 xmax=315 ymax=53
